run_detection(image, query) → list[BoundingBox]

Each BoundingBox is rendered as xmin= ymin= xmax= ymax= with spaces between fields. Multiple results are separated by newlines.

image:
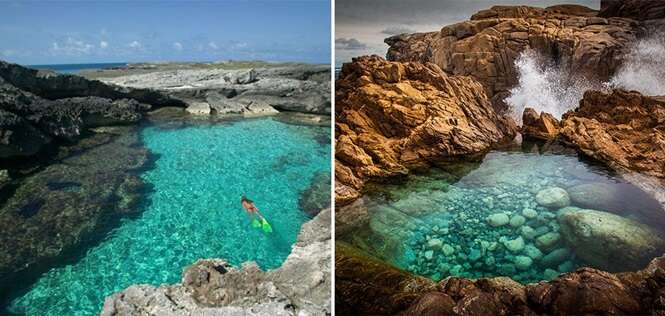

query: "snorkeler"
xmin=241 ymin=195 xmax=265 ymax=221
xmin=241 ymin=195 xmax=273 ymax=233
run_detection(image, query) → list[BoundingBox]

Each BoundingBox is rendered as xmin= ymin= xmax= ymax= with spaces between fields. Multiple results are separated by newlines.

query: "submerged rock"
xmin=0 ymin=127 xmax=150 ymax=279
xmin=338 ymin=242 xmax=665 ymax=315
xmin=502 ymin=236 xmax=525 ymax=253
xmin=102 ymin=208 xmax=332 ymax=316
xmin=487 ymin=213 xmax=510 ymax=227
xmin=509 ymin=215 xmax=526 ymax=228
xmin=535 ymin=187 xmax=570 ymax=209
xmin=558 ymin=208 xmax=665 ymax=271
xmin=535 ymin=232 xmax=561 ymax=250
xmin=298 ymin=171 xmax=331 ymax=217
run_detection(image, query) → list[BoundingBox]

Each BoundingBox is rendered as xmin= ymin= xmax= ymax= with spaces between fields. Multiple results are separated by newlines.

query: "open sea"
xmin=27 ymin=63 xmax=127 ymax=74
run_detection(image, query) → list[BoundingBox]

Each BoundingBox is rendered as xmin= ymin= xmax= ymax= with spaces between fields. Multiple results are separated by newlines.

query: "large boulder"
xmin=335 ymin=56 xmax=517 ymax=205
xmin=559 ymin=90 xmax=665 ymax=179
xmin=521 ymin=107 xmax=560 ymax=140
xmin=535 ymin=187 xmax=570 ymax=209
xmin=558 ymin=208 xmax=665 ymax=271
xmin=385 ymin=4 xmax=640 ymax=111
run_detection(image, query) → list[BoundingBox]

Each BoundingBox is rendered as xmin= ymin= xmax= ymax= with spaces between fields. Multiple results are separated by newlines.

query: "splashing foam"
xmin=607 ymin=33 xmax=665 ymax=95
xmin=506 ymin=33 xmax=665 ymax=123
xmin=505 ymin=50 xmax=597 ymax=123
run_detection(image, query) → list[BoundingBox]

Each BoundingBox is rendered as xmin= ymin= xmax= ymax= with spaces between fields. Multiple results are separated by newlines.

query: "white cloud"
xmin=208 ymin=41 xmax=218 ymax=50
xmin=232 ymin=42 xmax=248 ymax=49
xmin=128 ymin=40 xmax=142 ymax=50
xmin=1 ymin=49 xmax=17 ymax=57
xmin=49 ymin=37 xmax=94 ymax=56
xmin=100 ymin=41 xmax=108 ymax=49
xmin=173 ymin=42 xmax=183 ymax=51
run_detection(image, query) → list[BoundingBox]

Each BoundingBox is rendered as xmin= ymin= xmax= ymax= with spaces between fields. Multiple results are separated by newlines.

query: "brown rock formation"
xmin=559 ymin=89 xmax=665 ymax=178
xmin=600 ymin=0 xmax=665 ymax=21
xmin=521 ymin=107 xmax=561 ymax=140
xmin=336 ymin=243 xmax=665 ymax=316
xmin=335 ymin=56 xmax=517 ymax=205
xmin=385 ymin=4 xmax=641 ymax=111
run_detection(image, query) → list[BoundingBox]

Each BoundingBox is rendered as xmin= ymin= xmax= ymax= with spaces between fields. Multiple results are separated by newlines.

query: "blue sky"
xmin=0 ymin=0 xmax=330 ymax=65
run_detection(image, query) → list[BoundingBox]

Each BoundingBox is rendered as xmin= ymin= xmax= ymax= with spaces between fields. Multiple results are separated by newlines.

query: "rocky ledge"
xmin=84 ymin=62 xmax=331 ymax=116
xmin=101 ymin=208 xmax=331 ymax=316
xmin=337 ymin=242 xmax=665 ymax=315
xmin=384 ymin=1 xmax=662 ymax=112
xmin=335 ymin=56 xmax=517 ymax=205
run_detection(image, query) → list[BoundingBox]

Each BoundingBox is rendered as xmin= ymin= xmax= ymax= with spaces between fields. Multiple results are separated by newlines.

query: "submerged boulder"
xmin=535 ymin=187 xmax=570 ymax=209
xmin=558 ymin=208 xmax=665 ymax=271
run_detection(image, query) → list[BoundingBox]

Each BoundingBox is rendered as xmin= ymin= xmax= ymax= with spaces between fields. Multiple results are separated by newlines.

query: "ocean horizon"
xmin=26 ymin=62 xmax=128 ymax=74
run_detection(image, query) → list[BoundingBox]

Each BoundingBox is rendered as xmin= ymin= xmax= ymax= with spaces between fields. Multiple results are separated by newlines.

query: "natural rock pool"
xmin=339 ymin=147 xmax=665 ymax=284
xmin=4 ymin=117 xmax=330 ymax=315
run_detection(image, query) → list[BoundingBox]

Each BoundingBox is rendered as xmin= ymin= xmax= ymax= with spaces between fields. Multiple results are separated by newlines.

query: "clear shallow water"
xmin=342 ymin=149 xmax=664 ymax=284
xmin=8 ymin=118 xmax=330 ymax=315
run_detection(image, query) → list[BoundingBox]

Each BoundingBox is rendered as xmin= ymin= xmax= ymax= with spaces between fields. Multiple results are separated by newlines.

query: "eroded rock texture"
xmin=385 ymin=3 xmax=641 ymax=111
xmin=335 ymin=56 xmax=517 ymax=205
xmin=101 ymin=209 xmax=331 ymax=316
xmin=90 ymin=64 xmax=331 ymax=116
xmin=559 ymin=89 xmax=665 ymax=178
xmin=0 ymin=61 xmax=176 ymax=160
xmin=337 ymin=243 xmax=665 ymax=316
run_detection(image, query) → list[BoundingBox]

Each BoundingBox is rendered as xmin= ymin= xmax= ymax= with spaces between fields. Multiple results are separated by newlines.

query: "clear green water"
xmin=342 ymin=149 xmax=663 ymax=284
xmin=8 ymin=118 xmax=330 ymax=315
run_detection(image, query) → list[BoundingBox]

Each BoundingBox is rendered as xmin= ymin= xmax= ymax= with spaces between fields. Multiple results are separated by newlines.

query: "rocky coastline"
xmin=0 ymin=60 xmax=331 ymax=314
xmin=335 ymin=0 xmax=665 ymax=314
xmin=83 ymin=62 xmax=331 ymax=116
xmin=101 ymin=208 xmax=331 ymax=316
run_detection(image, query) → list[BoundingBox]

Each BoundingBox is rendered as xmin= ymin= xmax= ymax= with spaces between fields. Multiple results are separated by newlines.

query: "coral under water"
xmin=5 ymin=118 xmax=331 ymax=316
xmin=341 ymin=149 xmax=664 ymax=284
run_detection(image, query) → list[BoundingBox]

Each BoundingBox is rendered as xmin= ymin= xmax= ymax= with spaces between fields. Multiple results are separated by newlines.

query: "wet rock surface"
xmin=86 ymin=63 xmax=331 ymax=116
xmin=337 ymin=246 xmax=665 ymax=316
xmin=384 ymin=2 xmax=643 ymax=111
xmin=101 ymin=208 xmax=331 ymax=316
xmin=335 ymin=55 xmax=517 ymax=205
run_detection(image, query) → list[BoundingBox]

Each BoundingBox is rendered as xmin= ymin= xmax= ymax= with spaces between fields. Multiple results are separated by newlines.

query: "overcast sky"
xmin=0 ymin=0 xmax=330 ymax=65
xmin=336 ymin=0 xmax=600 ymax=66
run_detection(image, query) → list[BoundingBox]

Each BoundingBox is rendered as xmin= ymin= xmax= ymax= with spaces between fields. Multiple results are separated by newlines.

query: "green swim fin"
xmin=261 ymin=219 xmax=273 ymax=233
xmin=251 ymin=218 xmax=262 ymax=228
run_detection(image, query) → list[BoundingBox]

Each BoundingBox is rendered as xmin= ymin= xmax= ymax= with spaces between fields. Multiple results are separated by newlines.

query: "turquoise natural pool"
xmin=340 ymin=148 xmax=665 ymax=284
xmin=7 ymin=118 xmax=330 ymax=315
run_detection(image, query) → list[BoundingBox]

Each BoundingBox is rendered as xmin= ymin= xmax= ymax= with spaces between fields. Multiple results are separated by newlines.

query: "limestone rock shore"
xmin=0 ymin=60 xmax=183 ymax=160
xmin=337 ymin=243 xmax=665 ymax=316
xmin=100 ymin=208 xmax=331 ymax=316
xmin=335 ymin=56 xmax=517 ymax=205
xmin=86 ymin=63 xmax=331 ymax=116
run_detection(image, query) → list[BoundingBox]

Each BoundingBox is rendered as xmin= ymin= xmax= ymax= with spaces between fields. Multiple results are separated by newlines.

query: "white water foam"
xmin=505 ymin=50 xmax=597 ymax=123
xmin=607 ymin=33 xmax=665 ymax=96
xmin=506 ymin=33 xmax=665 ymax=123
